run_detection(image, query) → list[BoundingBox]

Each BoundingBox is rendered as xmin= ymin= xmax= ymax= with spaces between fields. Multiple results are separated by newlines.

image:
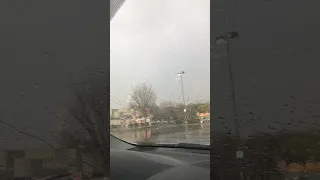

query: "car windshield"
xmin=1 ymin=1 xmax=110 ymax=179
xmin=211 ymin=0 xmax=320 ymax=179
xmin=110 ymin=0 xmax=210 ymax=146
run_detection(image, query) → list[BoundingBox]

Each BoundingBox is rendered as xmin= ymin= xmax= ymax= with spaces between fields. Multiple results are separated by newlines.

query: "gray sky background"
xmin=110 ymin=0 xmax=210 ymax=109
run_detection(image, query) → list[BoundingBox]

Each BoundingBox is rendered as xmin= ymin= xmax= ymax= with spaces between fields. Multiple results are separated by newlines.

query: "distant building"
xmin=278 ymin=161 xmax=320 ymax=180
xmin=110 ymin=119 xmax=125 ymax=127
xmin=0 ymin=148 xmax=99 ymax=179
xmin=199 ymin=112 xmax=210 ymax=119
xmin=198 ymin=112 xmax=210 ymax=123
xmin=110 ymin=108 xmax=132 ymax=128
xmin=110 ymin=108 xmax=133 ymax=119
xmin=110 ymin=108 xmax=154 ymax=127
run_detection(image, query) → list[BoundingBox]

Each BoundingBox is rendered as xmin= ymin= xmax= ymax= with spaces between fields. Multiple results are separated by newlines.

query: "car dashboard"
xmin=110 ymin=135 xmax=210 ymax=180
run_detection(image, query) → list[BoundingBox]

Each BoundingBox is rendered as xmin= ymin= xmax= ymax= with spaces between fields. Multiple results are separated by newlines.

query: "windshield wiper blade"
xmin=134 ymin=142 xmax=210 ymax=150
xmin=111 ymin=134 xmax=210 ymax=150
xmin=174 ymin=143 xmax=210 ymax=150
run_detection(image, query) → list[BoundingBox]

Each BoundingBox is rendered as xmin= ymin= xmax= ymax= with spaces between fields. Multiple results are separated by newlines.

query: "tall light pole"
xmin=216 ymin=31 xmax=240 ymax=135
xmin=216 ymin=31 xmax=243 ymax=179
xmin=177 ymin=71 xmax=187 ymax=124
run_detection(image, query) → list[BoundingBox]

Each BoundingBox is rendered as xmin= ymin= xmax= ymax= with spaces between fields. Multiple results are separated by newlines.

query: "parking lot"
xmin=111 ymin=123 xmax=210 ymax=145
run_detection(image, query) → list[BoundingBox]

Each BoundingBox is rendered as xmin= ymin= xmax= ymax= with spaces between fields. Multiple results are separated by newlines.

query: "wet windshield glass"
xmin=212 ymin=0 xmax=320 ymax=179
xmin=110 ymin=0 xmax=210 ymax=145
xmin=0 ymin=1 xmax=109 ymax=179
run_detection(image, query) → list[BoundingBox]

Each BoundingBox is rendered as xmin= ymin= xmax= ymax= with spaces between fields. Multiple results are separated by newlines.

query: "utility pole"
xmin=177 ymin=71 xmax=187 ymax=124
xmin=216 ymin=31 xmax=240 ymax=135
xmin=216 ymin=31 xmax=243 ymax=180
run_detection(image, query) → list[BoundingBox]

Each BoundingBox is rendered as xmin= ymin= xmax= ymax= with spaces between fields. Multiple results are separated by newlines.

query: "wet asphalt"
xmin=110 ymin=123 xmax=210 ymax=145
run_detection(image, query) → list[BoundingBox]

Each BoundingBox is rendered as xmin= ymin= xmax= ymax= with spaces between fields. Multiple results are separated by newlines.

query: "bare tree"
xmin=158 ymin=101 xmax=179 ymax=121
xmin=67 ymin=73 xmax=109 ymax=176
xmin=129 ymin=83 xmax=156 ymax=126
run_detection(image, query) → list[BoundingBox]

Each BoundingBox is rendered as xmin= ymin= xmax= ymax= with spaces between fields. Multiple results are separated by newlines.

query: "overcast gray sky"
xmin=110 ymin=0 xmax=210 ymax=109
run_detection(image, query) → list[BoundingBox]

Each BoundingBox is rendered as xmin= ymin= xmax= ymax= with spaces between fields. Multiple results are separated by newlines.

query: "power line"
xmin=0 ymin=119 xmax=104 ymax=174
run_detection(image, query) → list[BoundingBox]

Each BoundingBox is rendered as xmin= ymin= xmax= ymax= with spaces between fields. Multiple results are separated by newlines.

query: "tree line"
xmin=128 ymin=83 xmax=210 ymax=124
xmin=151 ymin=101 xmax=210 ymax=124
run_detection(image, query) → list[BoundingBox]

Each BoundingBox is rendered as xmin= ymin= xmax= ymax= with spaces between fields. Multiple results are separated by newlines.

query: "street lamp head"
xmin=216 ymin=31 xmax=239 ymax=45
xmin=228 ymin=31 xmax=239 ymax=39
xmin=216 ymin=31 xmax=239 ymax=40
